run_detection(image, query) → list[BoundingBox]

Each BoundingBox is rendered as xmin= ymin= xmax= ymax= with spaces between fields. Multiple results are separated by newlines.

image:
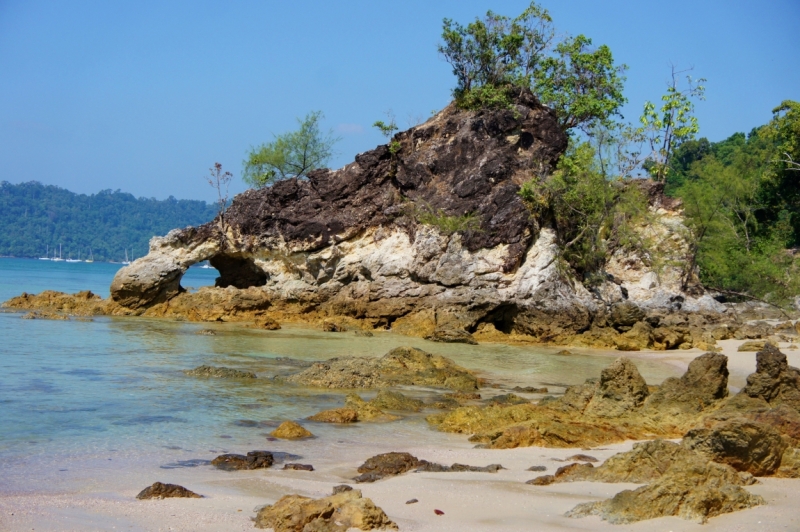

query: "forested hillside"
xmin=0 ymin=181 xmax=218 ymax=261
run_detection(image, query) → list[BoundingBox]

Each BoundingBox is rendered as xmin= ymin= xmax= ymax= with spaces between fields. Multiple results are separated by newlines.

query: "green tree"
xmin=438 ymin=2 xmax=626 ymax=132
xmin=640 ymin=67 xmax=706 ymax=182
xmin=760 ymin=100 xmax=800 ymax=245
xmin=242 ymin=111 xmax=340 ymax=188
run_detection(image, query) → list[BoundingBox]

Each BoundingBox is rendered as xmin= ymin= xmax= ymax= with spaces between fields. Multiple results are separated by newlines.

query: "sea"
xmin=0 ymin=257 xmax=682 ymax=499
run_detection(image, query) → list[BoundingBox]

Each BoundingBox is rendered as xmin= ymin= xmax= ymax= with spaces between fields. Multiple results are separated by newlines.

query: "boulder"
xmin=354 ymin=452 xmax=422 ymax=483
xmin=183 ymin=365 xmax=256 ymax=379
xmin=254 ymin=316 xmax=281 ymax=330
xmin=368 ymin=390 xmax=424 ymax=412
xmin=738 ymin=340 xmax=766 ymax=352
xmin=741 ymin=343 xmax=800 ymax=408
xmin=424 ymin=327 xmax=478 ymax=345
xmin=136 ymin=482 xmax=202 ymax=500
xmin=683 ymin=420 xmax=787 ymax=476
xmin=211 ymin=451 xmax=274 ymax=471
xmin=609 ymin=301 xmax=646 ymax=329
xmin=583 ymin=357 xmax=649 ymax=417
xmin=307 ymin=408 xmax=359 ymax=424
xmin=270 ymin=421 xmax=314 ymax=440
xmin=344 ymin=394 xmax=401 ymax=422
xmin=254 ymin=489 xmax=397 ymax=531
xmin=286 ymin=347 xmax=478 ymax=391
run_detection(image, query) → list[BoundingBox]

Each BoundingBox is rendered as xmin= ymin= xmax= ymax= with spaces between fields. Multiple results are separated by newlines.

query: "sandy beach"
xmin=3 ymin=338 xmax=799 ymax=532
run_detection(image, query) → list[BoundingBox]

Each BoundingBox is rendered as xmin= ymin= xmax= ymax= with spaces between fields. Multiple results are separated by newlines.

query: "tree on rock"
xmin=242 ymin=111 xmax=340 ymax=188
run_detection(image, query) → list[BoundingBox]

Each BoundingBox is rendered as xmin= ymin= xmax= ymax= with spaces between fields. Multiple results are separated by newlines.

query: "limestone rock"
xmin=583 ymin=357 xmax=649 ymax=417
xmin=254 ymin=489 xmax=397 ymax=531
xmin=344 ymin=394 xmax=401 ymax=422
xmin=683 ymin=420 xmax=787 ymax=476
xmin=136 ymin=482 xmax=202 ymax=500
xmin=286 ymin=347 xmax=478 ymax=391
xmin=254 ymin=316 xmax=281 ymax=330
xmin=526 ymin=475 xmax=554 ymax=485
xmin=424 ymin=327 xmax=478 ymax=345
xmin=368 ymin=390 xmax=424 ymax=412
xmin=307 ymin=408 xmax=359 ymax=424
xmin=183 ymin=365 xmax=256 ymax=379
xmin=776 ymin=447 xmax=800 ymax=478
xmin=738 ymin=340 xmax=766 ymax=352
xmin=741 ymin=343 xmax=800 ymax=408
xmin=283 ymin=463 xmax=314 ymax=471
xmin=270 ymin=421 xmax=313 ymax=440
xmin=211 ymin=451 xmax=274 ymax=471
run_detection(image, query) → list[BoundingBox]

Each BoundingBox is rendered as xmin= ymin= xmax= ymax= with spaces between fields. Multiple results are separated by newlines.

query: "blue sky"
xmin=1 ymin=0 xmax=798 ymax=202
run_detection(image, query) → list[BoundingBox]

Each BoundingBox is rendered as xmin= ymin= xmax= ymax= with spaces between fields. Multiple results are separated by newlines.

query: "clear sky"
xmin=1 ymin=0 xmax=798 ymax=202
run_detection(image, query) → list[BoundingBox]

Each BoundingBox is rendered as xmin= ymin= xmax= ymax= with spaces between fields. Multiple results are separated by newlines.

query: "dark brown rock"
xmin=136 ymin=482 xmax=202 ymax=500
xmin=741 ymin=343 xmax=800 ymax=409
xmin=283 ymin=463 xmax=314 ymax=471
xmin=354 ymin=452 xmax=422 ymax=482
xmin=526 ymin=475 xmax=554 ymax=485
xmin=683 ymin=420 xmax=787 ymax=476
xmin=211 ymin=451 xmax=274 ymax=471
xmin=331 ymin=484 xmax=353 ymax=495
xmin=183 ymin=365 xmax=256 ymax=379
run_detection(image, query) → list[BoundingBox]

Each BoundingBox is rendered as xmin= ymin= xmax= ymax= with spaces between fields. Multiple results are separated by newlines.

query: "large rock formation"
xmin=90 ymin=90 xmax=723 ymax=344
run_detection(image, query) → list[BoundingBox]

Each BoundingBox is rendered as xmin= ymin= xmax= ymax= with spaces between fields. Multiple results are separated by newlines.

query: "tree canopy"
xmin=242 ymin=111 xmax=340 ymax=188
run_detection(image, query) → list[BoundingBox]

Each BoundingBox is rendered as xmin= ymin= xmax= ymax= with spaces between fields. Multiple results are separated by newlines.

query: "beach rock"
xmin=526 ymin=475 xmax=554 ymax=485
xmin=345 ymin=394 xmax=401 ymax=422
xmin=211 ymin=451 xmax=274 ymax=471
xmin=738 ymin=340 xmax=766 ymax=352
xmin=583 ymin=357 xmax=649 ymax=417
xmin=307 ymin=408 xmax=359 ymax=423
xmin=483 ymin=393 xmax=530 ymax=406
xmin=565 ymin=454 xmax=598 ymax=463
xmin=254 ymin=489 xmax=397 ymax=531
xmin=512 ymin=386 xmax=548 ymax=393
xmin=424 ymin=327 xmax=478 ymax=345
xmin=741 ymin=343 xmax=800 ymax=408
xmin=405 ymin=498 xmax=418 ymax=504
xmin=196 ymin=328 xmax=216 ymax=335
xmin=415 ymin=462 xmax=504 ymax=473
xmin=354 ymin=330 xmax=374 ymax=337
xmin=527 ymin=465 xmax=547 ymax=472
xmin=283 ymin=463 xmax=314 ymax=471
xmin=354 ymin=452 xmax=422 ymax=483
xmin=270 ymin=421 xmax=314 ymax=439
xmin=609 ymin=301 xmax=645 ymax=329
xmin=286 ymin=347 xmax=478 ymax=391
xmin=332 ymin=485 xmax=353 ymax=495
xmin=683 ymin=420 xmax=787 ymax=476
xmin=734 ymin=322 xmax=772 ymax=340
xmin=183 ymin=365 xmax=256 ymax=379
xmin=322 ymin=321 xmax=345 ymax=332
xmin=776 ymin=447 xmax=800 ymax=478
xmin=136 ymin=482 xmax=202 ymax=500
xmin=368 ymin=390 xmax=424 ymax=412
xmin=254 ymin=316 xmax=281 ymax=330
xmin=21 ymin=310 xmax=68 ymax=320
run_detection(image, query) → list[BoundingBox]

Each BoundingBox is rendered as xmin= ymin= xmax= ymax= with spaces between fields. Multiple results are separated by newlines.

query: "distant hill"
xmin=0 ymin=181 xmax=218 ymax=261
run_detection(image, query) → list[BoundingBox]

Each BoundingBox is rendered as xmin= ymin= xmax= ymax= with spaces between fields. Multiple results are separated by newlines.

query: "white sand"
xmin=3 ymin=339 xmax=800 ymax=531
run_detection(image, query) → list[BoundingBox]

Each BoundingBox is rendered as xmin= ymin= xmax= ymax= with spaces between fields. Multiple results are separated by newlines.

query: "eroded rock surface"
xmin=183 ymin=365 xmax=256 ymax=379
xmin=270 ymin=421 xmax=314 ymax=439
xmin=211 ymin=451 xmax=274 ymax=471
xmin=136 ymin=482 xmax=202 ymax=500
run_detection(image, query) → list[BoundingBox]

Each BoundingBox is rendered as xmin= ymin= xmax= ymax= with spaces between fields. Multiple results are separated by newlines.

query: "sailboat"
xmin=52 ymin=244 xmax=64 ymax=262
xmin=85 ymin=248 xmax=94 ymax=263
xmin=66 ymin=251 xmax=81 ymax=263
xmin=200 ymin=260 xmax=213 ymax=269
xmin=122 ymin=249 xmax=131 ymax=265
xmin=39 ymin=245 xmax=50 ymax=260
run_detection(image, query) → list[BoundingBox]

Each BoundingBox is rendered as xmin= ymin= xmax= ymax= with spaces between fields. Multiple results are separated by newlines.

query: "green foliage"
xmin=414 ymin=203 xmax=481 ymax=235
xmin=438 ymin=2 xmax=626 ymax=130
xmin=373 ymin=114 xmax=401 ymax=155
xmin=0 ymin=181 xmax=218 ymax=261
xmin=519 ymin=142 xmax=649 ymax=281
xmin=242 ymin=111 xmax=340 ymax=188
xmin=640 ymin=68 xmax=706 ymax=182
xmin=672 ymin=101 xmax=800 ymax=304
xmin=534 ymin=34 xmax=627 ymax=132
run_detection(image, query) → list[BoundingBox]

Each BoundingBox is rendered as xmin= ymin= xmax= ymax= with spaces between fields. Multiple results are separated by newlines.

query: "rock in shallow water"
xmin=136 ymin=482 xmax=202 ymax=500
xmin=270 ymin=420 xmax=314 ymax=439
xmin=307 ymin=408 xmax=359 ymax=423
xmin=183 ymin=365 xmax=256 ymax=379
xmin=211 ymin=451 xmax=274 ymax=471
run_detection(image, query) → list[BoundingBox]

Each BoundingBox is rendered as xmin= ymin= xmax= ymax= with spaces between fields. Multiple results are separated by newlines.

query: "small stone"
xmin=283 ymin=463 xmax=314 ymax=471
xmin=270 ymin=420 xmax=314 ymax=439
xmin=565 ymin=454 xmax=598 ymax=463
xmin=136 ymin=482 xmax=202 ymax=500
xmin=527 ymin=465 xmax=547 ymax=472
xmin=406 ymin=498 xmax=418 ymax=504
xmin=527 ymin=474 xmax=555 ymax=485
xmin=196 ymin=329 xmax=216 ymax=335
xmin=434 ymin=509 xmax=445 ymax=515
xmin=332 ymin=485 xmax=353 ymax=495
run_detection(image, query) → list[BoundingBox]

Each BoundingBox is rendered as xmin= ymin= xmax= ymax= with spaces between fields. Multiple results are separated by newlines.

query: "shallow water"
xmin=0 ymin=257 xmax=682 ymax=495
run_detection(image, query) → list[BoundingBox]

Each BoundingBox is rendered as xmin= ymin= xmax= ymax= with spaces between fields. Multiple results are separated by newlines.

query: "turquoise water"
xmin=0 ymin=257 xmax=682 ymax=496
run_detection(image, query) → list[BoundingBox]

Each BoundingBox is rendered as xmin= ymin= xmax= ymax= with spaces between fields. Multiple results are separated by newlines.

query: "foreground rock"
xmin=285 ymin=346 xmax=478 ymax=391
xmin=183 ymin=365 xmax=257 ymax=379
xmin=254 ymin=489 xmax=397 ymax=531
xmin=270 ymin=421 xmax=314 ymax=439
xmin=211 ymin=451 xmax=273 ymax=471
xmin=353 ymin=452 xmax=504 ymax=482
xmin=136 ymin=482 xmax=202 ymax=500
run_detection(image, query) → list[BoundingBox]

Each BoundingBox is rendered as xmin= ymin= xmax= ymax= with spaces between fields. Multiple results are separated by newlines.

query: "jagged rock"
xmin=344 ymin=394 xmax=401 ymax=422
xmin=424 ymin=327 xmax=477 ymax=345
xmin=183 ymin=365 xmax=256 ymax=379
xmin=483 ymin=393 xmax=530 ymax=406
xmin=307 ymin=408 xmax=359 ymax=423
xmin=609 ymin=301 xmax=646 ymax=329
xmin=776 ymin=447 xmax=800 ymax=478
xmin=526 ymin=475 xmax=554 ymax=485
xmin=354 ymin=452 xmax=422 ymax=483
xmin=734 ymin=322 xmax=772 ymax=340
xmin=211 ymin=451 xmax=274 ymax=471
xmin=368 ymin=390 xmax=424 ymax=412
xmin=136 ymin=482 xmax=202 ymax=500
xmin=332 ymin=485 xmax=353 ymax=495
xmin=738 ymin=340 xmax=766 ymax=352
xmin=285 ymin=347 xmax=478 ymax=391
xmin=583 ymin=357 xmax=649 ymax=417
xmin=512 ymin=386 xmax=548 ymax=393
xmin=683 ymin=420 xmax=787 ymax=476
xmin=21 ymin=310 xmax=69 ymax=320
xmin=741 ymin=343 xmax=800 ymax=408
xmin=270 ymin=421 xmax=314 ymax=439
xmin=254 ymin=489 xmax=397 ymax=531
